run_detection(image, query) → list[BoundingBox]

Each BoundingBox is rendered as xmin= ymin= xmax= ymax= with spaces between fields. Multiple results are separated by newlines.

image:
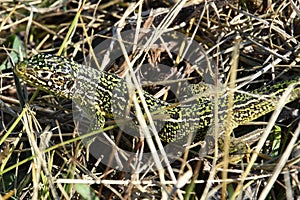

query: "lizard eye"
xmin=39 ymin=72 xmax=52 ymax=80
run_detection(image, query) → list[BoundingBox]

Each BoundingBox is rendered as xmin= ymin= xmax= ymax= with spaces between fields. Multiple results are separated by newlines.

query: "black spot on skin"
xmin=171 ymin=112 xmax=180 ymax=120
xmin=66 ymin=80 xmax=75 ymax=90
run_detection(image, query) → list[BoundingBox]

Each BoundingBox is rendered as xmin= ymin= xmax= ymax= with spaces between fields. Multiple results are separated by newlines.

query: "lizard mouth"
xmin=14 ymin=60 xmax=28 ymax=76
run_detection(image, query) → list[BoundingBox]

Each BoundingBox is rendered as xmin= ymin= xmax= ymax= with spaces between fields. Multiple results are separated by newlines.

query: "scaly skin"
xmin=15 ymin=53 xmax=300 ymax=143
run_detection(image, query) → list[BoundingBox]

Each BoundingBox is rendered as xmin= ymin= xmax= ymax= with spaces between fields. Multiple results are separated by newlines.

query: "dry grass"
xmin=1 ymin=0 xmax=300 ymax=199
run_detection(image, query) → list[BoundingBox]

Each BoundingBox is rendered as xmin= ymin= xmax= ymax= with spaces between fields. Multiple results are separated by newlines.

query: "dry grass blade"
xmin=1 ymin=0 xmax=300 ymax=199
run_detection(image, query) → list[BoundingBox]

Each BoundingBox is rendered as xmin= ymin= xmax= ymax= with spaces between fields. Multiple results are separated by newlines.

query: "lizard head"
xmin=14 ymin=53 xmax=79 ymax=99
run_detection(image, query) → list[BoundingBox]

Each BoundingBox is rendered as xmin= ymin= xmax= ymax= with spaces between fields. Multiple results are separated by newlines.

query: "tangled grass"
xmin=0 ymin=0 xmax=300 ymax=199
